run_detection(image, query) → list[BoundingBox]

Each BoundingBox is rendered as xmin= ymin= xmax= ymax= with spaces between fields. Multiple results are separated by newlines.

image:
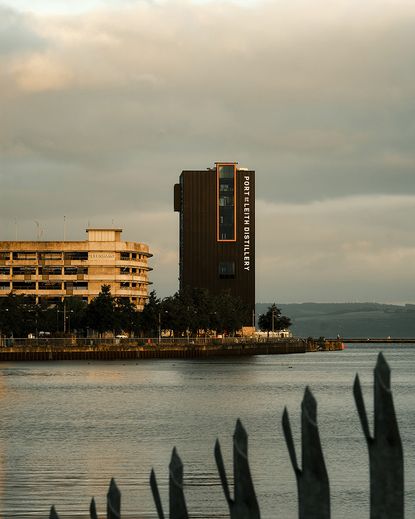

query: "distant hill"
xmin=255 ymin=302 xmax=415 ymax=338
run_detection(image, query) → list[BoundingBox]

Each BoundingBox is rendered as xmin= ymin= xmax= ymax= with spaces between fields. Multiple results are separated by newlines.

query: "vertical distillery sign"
xmin=243 ymin=174 xmax=251 ymax=271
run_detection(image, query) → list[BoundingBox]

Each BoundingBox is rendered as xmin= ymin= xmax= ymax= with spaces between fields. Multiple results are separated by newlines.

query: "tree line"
xmin=0 ymin=285 xmax=291 ymax=338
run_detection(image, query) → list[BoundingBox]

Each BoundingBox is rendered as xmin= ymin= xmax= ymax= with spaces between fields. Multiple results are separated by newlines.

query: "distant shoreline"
xmin=340 ymin=338 xmax=415 ymax=343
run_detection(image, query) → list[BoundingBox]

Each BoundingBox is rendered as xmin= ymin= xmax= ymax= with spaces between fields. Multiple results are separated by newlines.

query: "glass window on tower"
xmin=219 ymin=261 xmax=235 ymax=279
xmin=217 ymin=164 xmax=235 ymax=241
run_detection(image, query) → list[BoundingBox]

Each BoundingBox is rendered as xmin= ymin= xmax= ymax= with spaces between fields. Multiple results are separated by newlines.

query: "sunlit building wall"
xmin=174 ymin=162 xmax=255 ymax=324
xmin=0 ymin=229 xmax=152 ymax=310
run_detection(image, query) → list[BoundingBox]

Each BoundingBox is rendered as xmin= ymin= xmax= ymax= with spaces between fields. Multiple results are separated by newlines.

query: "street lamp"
xmin=56 ymin=307 xmax=64 ymax=333
xmin=66 ymin=310 xmax=74 ymax=334
xmin=56 ymin=304 xmax=72 ymax=334
xmin=0 ymin=308 xmax=9 ymax=346
xmin=158 ymin=311 xmax=161 ymax=344
xmin=158 ymin=310 xmax=168 ymax=344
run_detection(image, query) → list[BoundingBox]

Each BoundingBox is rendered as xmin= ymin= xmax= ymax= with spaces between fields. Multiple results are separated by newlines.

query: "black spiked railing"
xmin=353 ymin=352 xmax=404 ymax=519
xmin=282 ymin=386 xmax=330 ymax=519
xmin=90 ymin=497 xmax=98 ymax=519
xmin=150 ymin=468 xmax=166 ymax=519
xmin=214 ymin=419 xmax=260 ymax=519
xmin=47 ymin=353 xmax=404 ymax=518
xmin=107 ymin=478 xmax=121 ymax=519
xmin=150 ymin=447 xmax=188 ymax=519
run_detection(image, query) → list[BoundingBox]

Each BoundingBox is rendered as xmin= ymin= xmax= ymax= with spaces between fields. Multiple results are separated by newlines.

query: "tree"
xmin=166 ymin=287 xmax=210 ymax=336
xmin=36 ymin=298 xmax=60 ymax=334
xmin=114 ymin=297 xmax=139 ymax=335
xmin=63 ymin=297 xmax=88 ymax=334
xmin=160 ymin=288 xmax=220 ymax=337
xmin=160 ymin=294 xmax=184 ymax=336
xmin=140 ymin=290 xmax=161 ymax=337
xmin=258 ymin=303 xmax=291 ymax=334
xmin=158 ymin=288 xmax=249 ymax=337
xmin=190 ymin=287 xmax=215 ymax=334
xmin=214 ymin=290 xmax=247 ymax=335
xmin=85 ymin=285 xmax=116 ymax=335
xmin=0 ymin=293 xmax=36 ymax=337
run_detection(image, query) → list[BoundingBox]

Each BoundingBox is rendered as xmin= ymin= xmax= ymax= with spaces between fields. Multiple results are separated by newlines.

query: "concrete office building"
xmin=174 ymin=162 xmax=255 ymax=324
xmin=0 ymin=229 xmax=152 ymax=310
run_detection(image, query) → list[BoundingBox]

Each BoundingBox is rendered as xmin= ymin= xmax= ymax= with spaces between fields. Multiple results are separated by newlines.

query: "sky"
xmin=1 ymin=0 xmax=415 ymax=303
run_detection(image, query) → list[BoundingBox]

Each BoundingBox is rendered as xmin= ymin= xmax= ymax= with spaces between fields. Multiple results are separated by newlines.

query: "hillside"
xmin=255 ymin=303 xmax=415 ymax=338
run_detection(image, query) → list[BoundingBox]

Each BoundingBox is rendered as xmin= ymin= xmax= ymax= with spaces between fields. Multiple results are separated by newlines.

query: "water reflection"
xmin=0 ymin=347 xmax=414 ymax=518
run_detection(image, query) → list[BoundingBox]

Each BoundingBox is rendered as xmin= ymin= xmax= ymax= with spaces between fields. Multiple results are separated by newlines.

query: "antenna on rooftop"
xmin=63 ymin=215 xmax=66 ymax=241
xmin=34 ymin=221 xmax=40 ymax=240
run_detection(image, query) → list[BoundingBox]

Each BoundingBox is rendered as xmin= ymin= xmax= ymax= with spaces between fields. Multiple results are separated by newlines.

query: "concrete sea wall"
xmin=0 ymin=340 xmax=307 ymax=361
xmin=0 ymin=338 xmax=344 ymax=361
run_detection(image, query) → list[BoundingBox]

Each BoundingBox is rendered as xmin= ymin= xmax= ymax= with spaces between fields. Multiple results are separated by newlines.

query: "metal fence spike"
xmin=214 ymin=438 xmax=233 ymax=506
xmin=302 ymin=386 xmax=317 ymax=426
xmin=356 ymin=352 xmax=404 ymax=518
xmin=233 ymin=419 xmax=260 ymax=519
xmin=150 ymin=468 xmax=165 ymax=519
xmin=283 ymin=387 xmax=330 ymax=519
xmin=170 ymin=448 xmax=183 ymax=482
xmin=300 ymin=386 xmax=330 ymax=518
xmin=376 ymin=352 xmax=390 ymax=389
xmin=353 ymin=374 xmax=372 ymax=442
xmin=282 ymin=407 xmax=300 ymax=475
xmin=234 ymin=420 xmax=248 ymax=463
xmin=169 ymin=448 xmax=188 ymax=519
xmin=107 ymin=478 xmax=121 ymax=519
xmin=216 ymin=420 xmax=260 ymax=519
xmin=234 ymin=418 xmax=248 ymax=440
xmin=90 ymin=497 xmax=98 ymax=519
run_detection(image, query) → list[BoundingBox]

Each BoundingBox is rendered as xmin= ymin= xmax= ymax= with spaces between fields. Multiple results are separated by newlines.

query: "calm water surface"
xmin=0 ymin=344 xmax=414 ymax=518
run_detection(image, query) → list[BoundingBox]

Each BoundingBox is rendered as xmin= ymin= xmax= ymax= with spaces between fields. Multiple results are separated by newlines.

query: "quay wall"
xmin=0 ymin=340 xmax=308 ymax=361
xmin=0 ymin=338 xmax=344 ymax=361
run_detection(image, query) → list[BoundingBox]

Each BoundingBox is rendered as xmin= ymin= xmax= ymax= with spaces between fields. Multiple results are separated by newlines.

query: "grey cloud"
xmin=1 ymin=1 xmax=415 ymax=301
xmin=256 ymin=196 xmax=415 ymax=302
xmin=0 ymin=6 xmax=45 ymax=55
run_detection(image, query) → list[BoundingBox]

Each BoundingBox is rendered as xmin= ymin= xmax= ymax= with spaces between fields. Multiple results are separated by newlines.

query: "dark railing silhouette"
xmin=48 ymin=352 xmax=404 ymax=518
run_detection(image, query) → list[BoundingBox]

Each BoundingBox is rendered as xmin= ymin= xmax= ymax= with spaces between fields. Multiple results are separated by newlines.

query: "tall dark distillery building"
xmin=174 ymin=162 xmax=255 ymax=324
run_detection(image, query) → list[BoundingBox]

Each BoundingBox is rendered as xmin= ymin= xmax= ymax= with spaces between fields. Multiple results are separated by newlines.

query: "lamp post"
xmin=271 ymin=308 xmax=275 ymax=335
xmin=63 ymin=303 xmax=67 ymax=334
xmin=158 ymin=311 xmax=161 ymax=344
xmin=0 ymin=308 xmax=9 ymax=347
xmin=67 ymin=310 xmax=74 ymax=335
xmin=158 ymin=310 xmax=169 ymax=344
xmin=56 ymin=304 xmax=69 ymax=334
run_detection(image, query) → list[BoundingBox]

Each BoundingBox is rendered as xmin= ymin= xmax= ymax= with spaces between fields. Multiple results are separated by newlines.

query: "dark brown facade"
xmin=174 ymin=163 xmax=255 ymax=323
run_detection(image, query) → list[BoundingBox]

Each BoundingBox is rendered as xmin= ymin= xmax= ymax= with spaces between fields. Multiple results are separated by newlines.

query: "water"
xmin=0 ymin=344 xmax=414 ymax=518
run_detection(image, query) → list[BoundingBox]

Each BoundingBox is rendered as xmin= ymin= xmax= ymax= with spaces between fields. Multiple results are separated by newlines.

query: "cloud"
xmin=1 ymin=0 xmax=415 ymax=301
xmin=10 ymin=53 xmax=73 ymax=91
xmin=0 ymin=6 xmax=46 ymax=55
xmin=256 ymin=195 xmax=415 ymax=302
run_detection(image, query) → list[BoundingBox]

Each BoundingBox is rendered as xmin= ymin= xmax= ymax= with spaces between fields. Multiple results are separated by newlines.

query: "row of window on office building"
xmin=0 ymin=281 xmax=147 ymax=291
xmin=0 ymin=267 xmax=147 ymax=276
xmin=0 ymin=251 xmax=147 ymax=261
